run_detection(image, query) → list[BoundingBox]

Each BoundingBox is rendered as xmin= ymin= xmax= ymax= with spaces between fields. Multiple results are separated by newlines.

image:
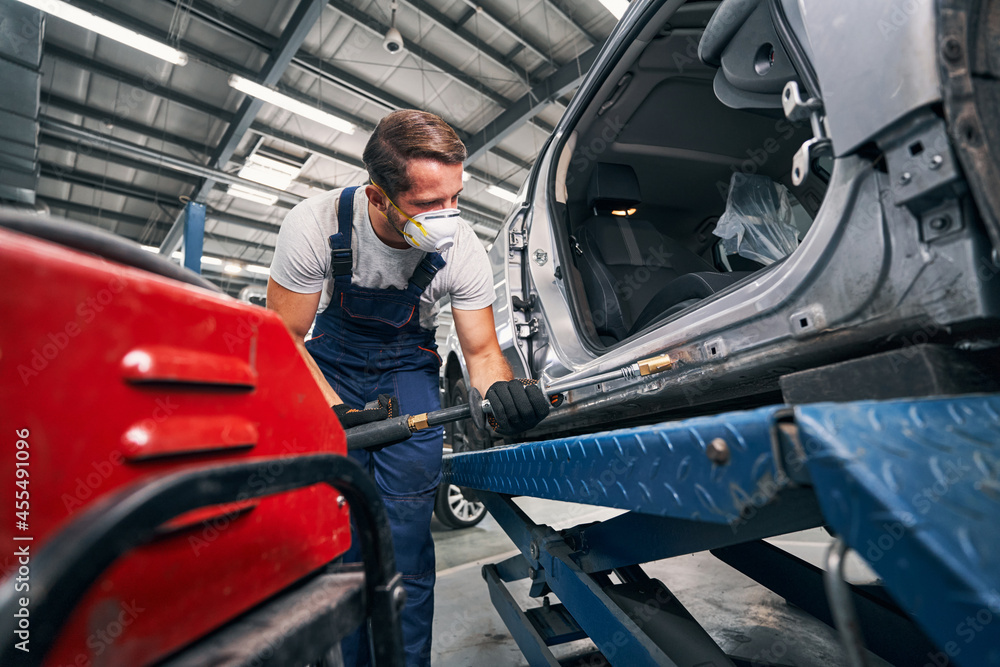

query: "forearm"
xmin=292 ymin=335 xmax=343 ymax=407
xmin=468 ymin=349 xmax=513 ymax=397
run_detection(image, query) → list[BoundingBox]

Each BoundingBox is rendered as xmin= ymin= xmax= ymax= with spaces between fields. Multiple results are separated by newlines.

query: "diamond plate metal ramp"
xmin=445 ymin=405 xmax=788 ymax=524
xmin=798 ymin=394 xmax=1000 ymax=667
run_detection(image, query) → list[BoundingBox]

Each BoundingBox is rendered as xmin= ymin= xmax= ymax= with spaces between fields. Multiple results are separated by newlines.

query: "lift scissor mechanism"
xmin=440 ymin=394 xmax=1000 ymax=667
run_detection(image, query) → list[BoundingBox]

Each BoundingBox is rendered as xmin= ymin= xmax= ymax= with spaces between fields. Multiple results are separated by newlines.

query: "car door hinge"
xmin=511 ymin=294 xmax=536 ymax=312
xmin=516 ymin=318 xmax=539 ymax=339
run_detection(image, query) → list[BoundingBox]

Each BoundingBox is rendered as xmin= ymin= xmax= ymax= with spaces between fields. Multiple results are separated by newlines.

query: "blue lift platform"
xmin=441 ymin=394 xmax=1000 ymax=667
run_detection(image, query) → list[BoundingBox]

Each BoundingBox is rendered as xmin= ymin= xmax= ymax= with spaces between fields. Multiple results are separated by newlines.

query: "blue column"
xmin=182 ymin=201 xmax=206 ymax=274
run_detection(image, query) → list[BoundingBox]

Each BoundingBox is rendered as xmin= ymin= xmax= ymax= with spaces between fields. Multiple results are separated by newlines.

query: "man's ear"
xmin=365 ymin=184 xmax=388 ymax=212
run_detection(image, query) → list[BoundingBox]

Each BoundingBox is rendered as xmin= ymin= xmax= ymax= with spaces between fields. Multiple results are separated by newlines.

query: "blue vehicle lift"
xmin=442 ymin=394 xmax=1000 ymax=667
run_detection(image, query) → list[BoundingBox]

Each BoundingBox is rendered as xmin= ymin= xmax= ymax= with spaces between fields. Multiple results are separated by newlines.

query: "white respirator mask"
xmin=401 ymin=207 xmax=461 ymax=251
xmin=377 ymin=183 xmax=462 ymax=252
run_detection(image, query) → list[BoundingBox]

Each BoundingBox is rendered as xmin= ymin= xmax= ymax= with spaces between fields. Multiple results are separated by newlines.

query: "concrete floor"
xmin=430 ymin=497 xmax=890 ymax=666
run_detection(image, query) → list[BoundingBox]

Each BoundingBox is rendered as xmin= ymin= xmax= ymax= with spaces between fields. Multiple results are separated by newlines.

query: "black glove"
xmin=485 ymin=379 xmax=550 ymax=436
xmin=332 ymin=394 xmax=398 ymax=429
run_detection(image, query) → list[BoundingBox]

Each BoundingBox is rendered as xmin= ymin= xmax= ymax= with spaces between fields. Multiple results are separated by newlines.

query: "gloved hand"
xmin=485 ymin=379 xmax=550 ymax=436
xmin=332 ymin=394 xmax=398 ymax=429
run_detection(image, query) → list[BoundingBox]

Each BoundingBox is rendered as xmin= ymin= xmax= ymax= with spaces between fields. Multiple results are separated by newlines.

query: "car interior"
xmin=552 ymin=1 xmax=830 ymax=348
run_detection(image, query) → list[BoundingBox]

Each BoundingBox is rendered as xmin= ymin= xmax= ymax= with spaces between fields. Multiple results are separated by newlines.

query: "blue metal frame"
xmin=443 ymin=393 xmax=1000 ymax=667
xmin=181 ymin=201 xmax=205 ymax=275
xmin=797 ymin=395 xmax=1000 ymax=667
xmin=447 ymin=405 xmax=791 ymax=523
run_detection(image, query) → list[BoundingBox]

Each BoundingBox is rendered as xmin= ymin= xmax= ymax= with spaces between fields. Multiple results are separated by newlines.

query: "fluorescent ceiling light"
xmin=462 ymin=171 xmax=470 ymax=182
xmin=238 ymin=154 xmax=301 ymax=190
xmin=171 ymin=251 xmax=182 ymax=259
xmin=598 ymin=0 xmax=629 ymax=19
xmin=227 ymin=183 xmax=279 ymax=206
xmin=228 ymin=75 xmax=356 ymax=134
xmin=486 ymin=184 xmax=518 ymax=203
xmin=200 ymin=256 xmax=223 ymax=266
xmin=141 ymin=245 xmax=158 ymax=253
xmin=223 ymin=263 xmax=243 ymax=274
xmin=246 ymin=265 xmax=270 ymax=275
xmin=16 ymin=0 xmax=189 ymax=65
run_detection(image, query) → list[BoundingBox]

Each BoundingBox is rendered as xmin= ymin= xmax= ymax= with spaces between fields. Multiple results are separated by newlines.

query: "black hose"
xmin=345 ymin=416 xmax=414 ymax=451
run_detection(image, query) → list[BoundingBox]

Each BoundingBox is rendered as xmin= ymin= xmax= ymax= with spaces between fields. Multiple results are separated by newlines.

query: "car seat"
xmin=576 ymin=163 xmax=749 ymax=343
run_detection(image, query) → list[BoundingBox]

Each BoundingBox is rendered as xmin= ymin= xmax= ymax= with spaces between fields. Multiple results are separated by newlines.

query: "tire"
xmin=434 ymin=482 xmax=487 ymax=528
xmin=436 ymin=377 xmax=488 ymax=528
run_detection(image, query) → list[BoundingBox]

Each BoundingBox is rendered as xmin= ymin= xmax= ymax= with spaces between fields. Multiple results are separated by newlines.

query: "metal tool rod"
xmin=543 ymin=368 xmax=631 ymax=396
xmin=543 ymin=353 xmax=674 ymax=396
xmin=824 ymin=539 xmax=870 ymax=667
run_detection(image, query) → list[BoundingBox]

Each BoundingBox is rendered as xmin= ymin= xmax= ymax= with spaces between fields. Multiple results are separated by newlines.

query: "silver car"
xmin=441 ymin=0 xmax=1000 ymax=447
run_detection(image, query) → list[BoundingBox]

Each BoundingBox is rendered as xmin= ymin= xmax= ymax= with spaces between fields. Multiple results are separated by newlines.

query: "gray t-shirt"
xmin=270 ymin=186 xmax=494 ymax=330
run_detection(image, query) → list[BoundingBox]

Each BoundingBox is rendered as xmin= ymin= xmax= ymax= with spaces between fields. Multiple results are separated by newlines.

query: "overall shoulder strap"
xmin=328 ymin=186 xmax=359 ymax=284
xmin=408 ymin=251 xmax=447 ymax=294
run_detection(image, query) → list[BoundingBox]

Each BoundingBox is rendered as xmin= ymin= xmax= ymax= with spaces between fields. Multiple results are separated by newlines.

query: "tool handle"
xmin=345 ymin=415 xmax=414 ymax=451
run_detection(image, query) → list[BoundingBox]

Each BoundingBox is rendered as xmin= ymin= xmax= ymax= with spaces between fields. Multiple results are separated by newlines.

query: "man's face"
xmin=385 ymin=159 xmax=464 ymax=234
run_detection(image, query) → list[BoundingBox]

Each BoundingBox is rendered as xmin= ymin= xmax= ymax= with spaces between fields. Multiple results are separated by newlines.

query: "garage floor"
xmin=431 ymin=497 xmax=892 ymax=666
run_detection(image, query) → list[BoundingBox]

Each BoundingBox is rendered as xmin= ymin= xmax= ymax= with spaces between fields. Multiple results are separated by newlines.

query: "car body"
xmin=440 ymin=0 xmax=1000 ymax=443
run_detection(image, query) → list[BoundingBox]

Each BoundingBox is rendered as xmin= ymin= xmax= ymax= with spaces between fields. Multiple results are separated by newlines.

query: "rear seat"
xmin=575 ymin=163 xmax=746 ymax=343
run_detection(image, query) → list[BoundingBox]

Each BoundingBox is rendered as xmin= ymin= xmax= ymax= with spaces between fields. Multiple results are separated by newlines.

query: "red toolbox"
xmin=0 ymin=218 xmax=375 ymax=665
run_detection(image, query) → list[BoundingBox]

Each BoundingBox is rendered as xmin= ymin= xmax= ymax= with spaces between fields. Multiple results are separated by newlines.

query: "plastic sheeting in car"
xmin=713 ymin=174 xmax=799 ymax=266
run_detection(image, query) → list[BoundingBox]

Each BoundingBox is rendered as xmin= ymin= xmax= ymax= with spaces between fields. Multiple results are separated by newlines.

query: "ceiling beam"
xmin=446 ymin=0 xmax=561 ymax=73
xmin=162 ymin=0 xmax=327 ymax=256
xmin=465 ymin=43 xmax=602 ymax=165
xmin=40 ymin=117 xmax=305 ymax=206
xmin=42 ymin=93 xmax=210 ymax=158
xmin=43 ymin=43 xmax=234 ymax=122
xmin=400 ymin=0 xmax=555 ymax=82
xmin=544 ymin=0 xmax=602 ymax=45
xmin=153 ymin=0 xmax=547 ymax=174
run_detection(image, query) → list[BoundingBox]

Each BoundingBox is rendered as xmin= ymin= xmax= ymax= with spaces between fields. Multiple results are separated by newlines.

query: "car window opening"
xmin=555 ymin=17 xmax=830 ymax=350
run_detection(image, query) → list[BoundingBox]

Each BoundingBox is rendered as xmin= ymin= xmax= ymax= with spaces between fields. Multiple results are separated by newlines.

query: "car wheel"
xmin=434 ymin=482 xmax=487 ymax=528
xmin=437 ymin=377 xmax=489 ymax=528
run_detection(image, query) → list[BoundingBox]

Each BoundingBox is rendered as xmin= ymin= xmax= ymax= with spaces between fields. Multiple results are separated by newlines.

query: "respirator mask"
xmin=377 ymin=184 xmax=463 ymax=252
xmin=401 ymin=207 xmax=462 ymax=252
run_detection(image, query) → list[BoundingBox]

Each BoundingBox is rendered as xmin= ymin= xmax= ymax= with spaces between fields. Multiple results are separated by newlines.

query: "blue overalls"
xmin=305 ymin=187 xmax=446 ymax=666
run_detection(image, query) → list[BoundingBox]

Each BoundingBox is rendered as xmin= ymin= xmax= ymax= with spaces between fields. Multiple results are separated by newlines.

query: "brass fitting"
xmin=638 ymin=353 xmax=673 ymax=376
xmin=408 ymin=413 xmax=429 ymax=431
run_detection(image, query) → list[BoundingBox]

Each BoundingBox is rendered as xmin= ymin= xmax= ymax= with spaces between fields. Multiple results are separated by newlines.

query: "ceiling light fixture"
xmin=486 ymin=184 xmax=518 ymax=203
xmin=200 ymin=256 xmax=223 ymax=266
xmin=237 ymin=154 xmax=301 ymax=191
xmin=223 ymin=263 xmax=243 ymax=274
xmin=246 ymin=265 xmax=270 ymax=275
xmin=15 ymin=0 xmax=189 ymax=65
xmin=227 ymin=183 xmax=279 ymax=206
xmin=598 ymin=0 xmax=629 ymax=19
xmin=228 ymin=74 xmax=356 ymax=134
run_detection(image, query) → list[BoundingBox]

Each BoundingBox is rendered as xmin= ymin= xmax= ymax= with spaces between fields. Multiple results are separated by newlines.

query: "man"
xmin=267 ymin=109 xmax=549 ymax=666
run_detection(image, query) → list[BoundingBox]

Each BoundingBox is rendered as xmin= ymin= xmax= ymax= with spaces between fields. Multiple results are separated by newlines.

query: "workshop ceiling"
xmin=31 ymin=0 xmax=616 ymax=295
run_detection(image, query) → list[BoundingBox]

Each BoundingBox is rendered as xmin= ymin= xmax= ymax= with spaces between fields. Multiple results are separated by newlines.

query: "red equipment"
xmin=0 ymin=217 xmax=402 ymax=666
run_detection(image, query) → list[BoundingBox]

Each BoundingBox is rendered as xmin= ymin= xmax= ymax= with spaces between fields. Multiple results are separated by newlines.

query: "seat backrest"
xmin=576 ymin=164 xmax=716 ymax=343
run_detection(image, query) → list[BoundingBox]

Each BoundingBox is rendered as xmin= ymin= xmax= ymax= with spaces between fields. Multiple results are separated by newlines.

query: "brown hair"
xmin=363 ymin=110 xmax=466 ymax=200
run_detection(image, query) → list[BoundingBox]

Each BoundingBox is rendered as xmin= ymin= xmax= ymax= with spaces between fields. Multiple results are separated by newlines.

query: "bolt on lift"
xmin=431 ymin=368 xmax=1000 ymax=667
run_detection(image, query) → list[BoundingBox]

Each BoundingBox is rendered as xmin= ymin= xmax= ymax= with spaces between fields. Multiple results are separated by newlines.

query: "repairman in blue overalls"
xmin=267 ymin=109 xmax=549 ymax=666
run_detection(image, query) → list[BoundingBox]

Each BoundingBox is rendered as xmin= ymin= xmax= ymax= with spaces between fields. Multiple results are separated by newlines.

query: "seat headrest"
xmin=587 ymin=163 xmax=641 ymax=210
